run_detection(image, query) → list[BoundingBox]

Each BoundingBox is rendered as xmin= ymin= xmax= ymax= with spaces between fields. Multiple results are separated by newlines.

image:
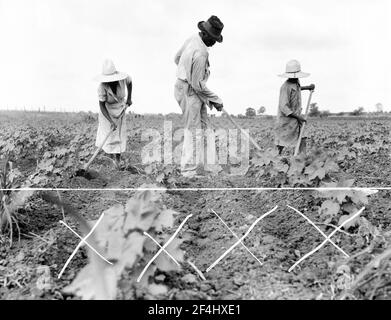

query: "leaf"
xmin=274 ymin=160 xmax=289 ymax=173
xmin=181 ymin=273 xmax=198 ymax=284
xmin=7 ymin=190 xmax=34 ymax=214
xmin=53 ymin=147 xmax=68 ymax=157
xmin=136 ymin=264 xmax=157 ymax=287
xmin=154 ymin=237 xmax=184 ymax=272
xmin=319 ymin=200 xmax=340 ymax=217
xmin=167 ymin=177 xmax=177 ymax=185
xmin=305 ymin=160 xmax=325 ymax=181
xmin=93 ymin=205 xmax=125 ymax=248
xmin=318 ymin=188 xmax=350 ymax=204
xmin=323 ymin=158 xmax=339 ymax=174
xmin=338 ymin=212 xmax=360 ymax=230
xmin=310 ymin=167 xmax=326 ymax=181
xmin=155 ymin=274 xmax=166 ymax=281
xmin=123 ymin=198 xmax=158 ymax=231
xmin=341 ymin=203 xmax=358 ymax=215
xmin=153 ymin=209 xmax=177 ymax=232
xmin=144 ymin=165 xmax=153 ymax=175
xmin=57 ymin=185 xmax=186 ymax=300
xmin=63 ymin=264 xmax=117 ymax=300
xmin=287 ymin=158 xmax=305 ymax=177
xmin=358 ymin=217 xmax=380 ymax=238
xmin=251 ymin=149 xmax=277 ymax=167
xmin=156 ymin=173 xmax=165 ymax=184
xmin=35 ymin=265 xmax=52 ymax=291
xmin=117 ymin=232 xmax=146 ymax=272
xmin=349 ymin=191 xmax=369 ymax=205
xmin=148 ymin=283 xmax=168 ymax=296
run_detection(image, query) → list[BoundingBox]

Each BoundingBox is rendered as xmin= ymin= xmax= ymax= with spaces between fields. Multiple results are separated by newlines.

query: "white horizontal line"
xmin=0 ymin=187 xmax=387 ymax=191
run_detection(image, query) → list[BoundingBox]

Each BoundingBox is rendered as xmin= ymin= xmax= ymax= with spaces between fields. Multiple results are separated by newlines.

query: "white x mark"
xmin=58 ymin=212 xmax=112 ymax=279
xmin=287 ymin=205 xmax=349 ymax=258
xmin=206 ymin=206 xmax=278 ymax=273
xmin=211 ymin=209 xmax=263 ymax=267
xmin=137 ymin=214 xmax=193 ymax=283
xmin=288 ymin=206 xmax=365 ymax=272
xmin=143 ymin=231 xmax=180 ymax=266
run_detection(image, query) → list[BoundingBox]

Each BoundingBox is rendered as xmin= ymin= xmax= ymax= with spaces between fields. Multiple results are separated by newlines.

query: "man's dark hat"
xmin=198 ymin=15 xmax=224 ymax=43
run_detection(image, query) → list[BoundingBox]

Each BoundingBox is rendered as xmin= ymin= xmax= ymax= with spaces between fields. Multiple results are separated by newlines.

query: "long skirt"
xmin=95 ymin=111 xmax=127 ymax=154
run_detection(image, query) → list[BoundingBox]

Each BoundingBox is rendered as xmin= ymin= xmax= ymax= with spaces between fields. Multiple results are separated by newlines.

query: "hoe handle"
xmin=294 ymin=90 xmax=314 ymax=156
xmin=83 ymin=103 xmax=128 ymax=171
xmin=222 ymin=109 xmax=263 ymax=152
xmin=83 ymin=130 xmax=113 ymax=171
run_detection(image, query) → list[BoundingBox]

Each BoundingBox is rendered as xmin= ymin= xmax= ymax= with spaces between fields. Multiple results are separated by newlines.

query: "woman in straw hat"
xmin=275 ymin=59 xmax=313 ymax=155
xmin=95 ymin=59 xmax=132 ymax=167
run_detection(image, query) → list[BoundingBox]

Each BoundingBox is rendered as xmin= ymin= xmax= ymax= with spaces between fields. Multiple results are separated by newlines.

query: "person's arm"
xmin=174 ymin=39 xmax=188 ymax=65
xmin=125 ymin=76 xmax=132 ymax=106
xmin=279 ymin=85 xmax=306 ymax=124
xmin=300 ymin=84 xmax=315 ymax=91
xmin=288 ymin=113 xmax=306 ymax=123
xmin=174 ymin=49 xmax=182 ymax=65
xmin=98 ymin=84 xmax=117 ymax=130
xmin=190 ymin=53 xmax=223 ymax=110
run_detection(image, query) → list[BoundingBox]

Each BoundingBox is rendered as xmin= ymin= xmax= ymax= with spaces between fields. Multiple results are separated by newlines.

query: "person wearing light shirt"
xmin=174 ymin=15 xmax=224 ymax=178
xmin=95 ymin=59 xmax=132 ymax=168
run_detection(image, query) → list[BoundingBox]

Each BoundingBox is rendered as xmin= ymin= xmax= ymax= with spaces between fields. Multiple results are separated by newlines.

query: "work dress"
xmin=274 ymin=79 xmax=303 ymax=147
xmin=96 ymin=76 xmax=131 ymax=154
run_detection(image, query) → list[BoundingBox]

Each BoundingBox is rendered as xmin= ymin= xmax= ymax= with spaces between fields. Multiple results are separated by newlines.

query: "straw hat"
xmin=198 ymin=15 xmax=224 ymax=43
xmin=94 ymin=59 xmax=128 ymax=83
xmin=278 ymin=60 xmax=310 ymax=78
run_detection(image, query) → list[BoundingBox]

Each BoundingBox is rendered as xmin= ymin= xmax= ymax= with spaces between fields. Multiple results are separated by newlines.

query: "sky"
xmin=0 ymin=0 xmax=390 ymax=115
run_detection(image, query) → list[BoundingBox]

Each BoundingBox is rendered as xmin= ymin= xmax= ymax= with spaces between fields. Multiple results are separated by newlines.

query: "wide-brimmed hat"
xmin=94 ymin=59 xmax=128 ymax=83
xmin=278 ymin=60 xmax=310 ymax=78
xmin=198 ymin=15 xmax=224 ymax=43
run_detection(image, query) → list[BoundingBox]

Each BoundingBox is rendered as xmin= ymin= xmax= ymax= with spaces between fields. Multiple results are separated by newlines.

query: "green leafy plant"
xmin=317 ymin=179 xmax=378 ymax=229
xmin=251 ymin=148 xmax=339 ymax=187
xmin=62 ymin=185 xmax=186 ymax=300
xmin=0 ymin=159 xmax=34 ymax=245
xmin=144 ymin=162 xmax=180 ymax=187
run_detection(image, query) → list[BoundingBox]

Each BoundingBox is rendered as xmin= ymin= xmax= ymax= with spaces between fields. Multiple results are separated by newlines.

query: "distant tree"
xmin=245 ymin=107 xmax=256 ymax=118
xmin=351 ymin=106 xmax=364 ymax=116
xmin=257 ymin=106 xmax=266 ymax=115
xmin=320 ymin=110 xmax=331 ymax=118
xmin=308 ymin=103 xmax=320 ymax=117
xmin=375 ymin=103 xmax=383 ymax=113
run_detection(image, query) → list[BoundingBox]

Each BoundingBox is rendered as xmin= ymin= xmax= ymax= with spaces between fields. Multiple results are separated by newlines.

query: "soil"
xmin=1 ymin=116 xmax=391 ymax=300
xmin=1 ymin=151 xmax=390 ymax=300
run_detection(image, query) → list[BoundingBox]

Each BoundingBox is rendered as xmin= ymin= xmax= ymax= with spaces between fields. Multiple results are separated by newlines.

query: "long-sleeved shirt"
xmin=174 ymin=34 xmax=222 ymax=105
xmin=98 ymin=75 xmax=132 ymax=119
xmin=277 ymin=79 xmax=302 ymax=119
xmin=274 ymin=79 xmax=303 ymax=147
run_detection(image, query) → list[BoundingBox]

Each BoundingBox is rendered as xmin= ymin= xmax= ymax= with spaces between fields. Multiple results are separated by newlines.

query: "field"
xmin=0 ymin=110 xmax=390 ymax=300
